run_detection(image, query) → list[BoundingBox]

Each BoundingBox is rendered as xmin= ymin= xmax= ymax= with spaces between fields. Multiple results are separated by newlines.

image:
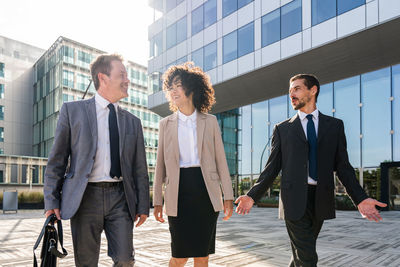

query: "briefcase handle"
xmin=33 ymin=214 xmax=68 ymax=267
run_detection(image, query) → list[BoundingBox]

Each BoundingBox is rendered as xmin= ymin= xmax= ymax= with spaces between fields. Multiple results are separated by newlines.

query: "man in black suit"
xmin=235 ymin=74 xmax=386 ymax=267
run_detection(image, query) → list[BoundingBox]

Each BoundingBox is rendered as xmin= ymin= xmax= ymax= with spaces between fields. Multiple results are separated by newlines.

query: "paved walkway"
xmin=1 ymin=208 xmax=400 ymax=267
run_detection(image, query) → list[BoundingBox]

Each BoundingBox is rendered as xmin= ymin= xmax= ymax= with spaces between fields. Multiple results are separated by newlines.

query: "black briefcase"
xmin=33 ymin=214 xmax=68 ymax=267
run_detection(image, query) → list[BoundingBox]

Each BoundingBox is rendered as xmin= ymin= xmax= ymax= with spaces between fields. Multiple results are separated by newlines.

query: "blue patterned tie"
xmin=306 ymin=114 xmax=317 ymax=181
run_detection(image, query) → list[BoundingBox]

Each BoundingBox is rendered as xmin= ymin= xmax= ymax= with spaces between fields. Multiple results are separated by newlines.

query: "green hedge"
xmin=0 ymin=191 xmax=44 ymax=204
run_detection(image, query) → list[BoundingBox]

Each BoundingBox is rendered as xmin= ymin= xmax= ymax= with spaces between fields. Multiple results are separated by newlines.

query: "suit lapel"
xmin=289 ymin=114 xmax=307 ymax=143
xmin=85 ymin=98 xmax=98 ymax=144
xmin=168 ymin=113 xmax=179 ymax=165
xmin=118 ymin=107 xmax=126 ymax=157
xmin=196 ymin=112 xmax=206 ymax=162
xmin=317 ymin=112 xmax=331 ymax=144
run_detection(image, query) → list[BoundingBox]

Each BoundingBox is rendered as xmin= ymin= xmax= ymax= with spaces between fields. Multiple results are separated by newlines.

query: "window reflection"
xmin=361 ymin=68 xmax=391 ymax=167
xmin=334 ymin=76 xmax=361 ymax=167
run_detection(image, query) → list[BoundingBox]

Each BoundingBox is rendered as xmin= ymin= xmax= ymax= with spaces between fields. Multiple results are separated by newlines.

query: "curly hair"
xmin=162 ymin=62 xmax=216 ymax=113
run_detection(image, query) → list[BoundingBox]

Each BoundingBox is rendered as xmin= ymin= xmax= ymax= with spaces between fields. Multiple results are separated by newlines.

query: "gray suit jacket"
xmin=44 ymin=97 xmax=150 ymax=220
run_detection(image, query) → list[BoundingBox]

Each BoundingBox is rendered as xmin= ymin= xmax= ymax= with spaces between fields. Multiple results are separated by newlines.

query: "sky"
xmin=0 ymin=0 xmax=155 ymax=66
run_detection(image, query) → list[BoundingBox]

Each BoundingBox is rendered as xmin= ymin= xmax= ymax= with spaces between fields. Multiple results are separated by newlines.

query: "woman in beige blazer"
xmin=153 ymin=63 xmax=234 ymax=267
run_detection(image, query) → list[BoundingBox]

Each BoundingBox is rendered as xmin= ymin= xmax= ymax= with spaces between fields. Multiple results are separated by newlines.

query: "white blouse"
xmin=177 ymin=109 xmax=200 ymax=168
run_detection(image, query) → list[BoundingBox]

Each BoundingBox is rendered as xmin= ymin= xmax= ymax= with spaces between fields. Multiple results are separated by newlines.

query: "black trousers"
xmin=285 ymin=185 xmax=324 ymax=267
xmin=70 ymin=182 xmax=135 ymax=267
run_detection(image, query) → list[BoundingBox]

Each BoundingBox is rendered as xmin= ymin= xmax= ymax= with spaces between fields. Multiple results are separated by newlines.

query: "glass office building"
xmin=147 ymin=1 xmax=400 ymax=202
xmin=33 ymin=37 xmax=160 ymax=184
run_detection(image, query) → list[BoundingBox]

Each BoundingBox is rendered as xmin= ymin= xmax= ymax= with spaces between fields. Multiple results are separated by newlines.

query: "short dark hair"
xmin=162 ymin=62 xmax=216 ymax=113
xmin=290 ymin=74 xmax=320 ymax=101
xmin=90 ymin=54 xmax=123 ymax=90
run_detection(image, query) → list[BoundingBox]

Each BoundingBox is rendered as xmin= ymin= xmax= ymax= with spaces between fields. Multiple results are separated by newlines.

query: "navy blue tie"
xmin=306 ymin=114 xmax=317 ymax=181
xmin=108 ymin=103 xmax=121 ymax=178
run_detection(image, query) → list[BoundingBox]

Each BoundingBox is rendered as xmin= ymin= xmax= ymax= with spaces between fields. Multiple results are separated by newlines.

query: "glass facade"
xmin=223 ymin=0 xmax=253 ymax=18
xmin=261 ymin=0 xmax=302 ymax=48
xmin=312 ymin=0 xmax=365 ymax=26
xmin=0 ymin=127 xmax=3 ymax=142
xmin=0 ymin=62 xmax=4 ymax=77
xmin=0 ymin=106 xmax=3 ymax=120
xmin=0 ymin=84 xmax=4 ymax=98
xmin=203 ymin=41 xmax=217 ymax=71
xmin=223 ymin=22 xmax=254 ymax=63
xmin=167 ymin=17 xmax=187 ymax=50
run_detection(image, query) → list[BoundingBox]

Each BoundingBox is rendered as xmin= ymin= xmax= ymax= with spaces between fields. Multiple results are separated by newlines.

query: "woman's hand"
xmin=223 ymin=200 xmax=233 ymax=221
xmin=153 ymin=205 xmax=165 ymax=223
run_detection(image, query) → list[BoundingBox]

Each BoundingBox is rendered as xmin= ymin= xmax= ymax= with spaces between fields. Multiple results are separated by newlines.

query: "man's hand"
xmin=234 ymin=195 xmax=255 ymax=215
xmin=223 ymin=200 xmax=233 ymax=221
xmin=357 ymin=198 xmax=387 ymax=222
xmin=153 ymin=205 xmax=165 ymax=223
xmin=45 ymin=208 xmax=61 ymax=220
xmin=134 ymin=214 xmax=148 ymax=227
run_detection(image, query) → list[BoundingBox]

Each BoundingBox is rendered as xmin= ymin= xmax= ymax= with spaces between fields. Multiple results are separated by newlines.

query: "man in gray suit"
xmin=44 ymin=54 xmax=149 ymax=267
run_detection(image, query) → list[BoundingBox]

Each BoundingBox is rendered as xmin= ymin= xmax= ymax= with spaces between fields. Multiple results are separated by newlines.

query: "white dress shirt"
xmin=177 ymin=109 xmax=200 ymax=168
xmin=298 ymin=109 xmax=319 ymax=185
xmin=88 ymin=93 xmax=121 ymax=183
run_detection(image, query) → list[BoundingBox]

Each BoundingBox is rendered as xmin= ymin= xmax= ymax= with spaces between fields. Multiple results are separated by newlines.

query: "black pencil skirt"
xmin=168 ymin=167 xmax=219 ymax=258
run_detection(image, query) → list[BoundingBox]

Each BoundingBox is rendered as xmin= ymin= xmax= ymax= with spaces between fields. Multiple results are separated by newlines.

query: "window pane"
xmin=261 ymin=9 xmax=280 ymax=47
xmin=0 ymin=84 xmax=4 ymax=98
xmin=176 ymin=17 xmax=187 ymax=44
xmin=0 ymin=106 xmax=4 ymax=120
xmin=361 ymin=68 xmax=391 ymax=167
xmin=252 ymin=100 xmax=269 ymax=174
xmin=241 ymin=105 xmax=252 ymax=175
xmin=281 ymin=0 xmax=302 ymax=39
xmin=154 ymin=31 xmax=163 ymax=57
xmin=393 ymin=64 xmax=400 ymax=161
xmin=204 ymin=0 xmax=217 ymax=28
xmin=166 ymin=0 xmax=177 ymax=12
xmin=176 ymin=56 xmax=187 ymax=65
xmin=318 ymin=83 xmax=333 ymax=116
xmin=192 ymin=48 xmax=204 ymax=69
xmin=192 ymin=5 xmax=204 ymax=35
xmin=0 ymin=62 xmax=4 ymax=77
xmin=238 ymin=22 xmax=254 ymax=58
xmin=204 ymin=41 xmax=217 ymax=71
xmin=223 ymin=0 xmax=237 ymax=17
xmin=238 ymin=0 xmax=253 ymax=9
xmin=334 ymin=76 xmax=361 ymax=167
xmin=223 ymin=30 xmax=237 ymax=64
xmin=166 ymin=23 xmax=177 ymax=49
xmin=337 ymin=0 xmax=365 ymax=15
xmin=312 ymin=0 xmax=336 ymax=26
xmin=287 ymin=94 xmax=297 ymax=118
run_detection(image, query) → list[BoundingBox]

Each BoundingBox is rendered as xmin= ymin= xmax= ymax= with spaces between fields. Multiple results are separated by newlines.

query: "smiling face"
xmin=107 ymin=60 xmax=129 ymax=99
xmin=289 ymin=78 xmax=316 ymax=111
xmin=167 ymin=75 xmax=193 ymax=109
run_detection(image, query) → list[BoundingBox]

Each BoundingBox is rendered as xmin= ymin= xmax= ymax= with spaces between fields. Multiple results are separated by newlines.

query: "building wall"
xmin=0 ymin=36 xmax=44 ymax=156
xmin=147 ymin=0 xmax=400 ymax=109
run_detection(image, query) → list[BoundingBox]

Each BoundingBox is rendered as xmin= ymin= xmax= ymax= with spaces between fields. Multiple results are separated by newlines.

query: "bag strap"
xmin=49 ymin=218 xmax=68 ymax=258
xmin=33 ymin=214 xmax=68 ymax=267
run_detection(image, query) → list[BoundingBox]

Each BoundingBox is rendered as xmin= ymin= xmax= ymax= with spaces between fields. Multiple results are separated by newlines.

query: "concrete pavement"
xmin=1 ymin=208 xmax=399 ymax=266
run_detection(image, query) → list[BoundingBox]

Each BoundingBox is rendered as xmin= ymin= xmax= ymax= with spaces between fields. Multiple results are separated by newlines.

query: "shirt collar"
xmin=95 ymin=92 xmax=119 ymax=111
xmin=178 ymin=109 xmax=197 ymax=122
xmin=298 ymin=108 xmax=319 ymax=121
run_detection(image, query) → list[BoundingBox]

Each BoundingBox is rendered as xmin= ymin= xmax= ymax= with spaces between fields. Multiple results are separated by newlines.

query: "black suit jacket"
xmin=247 ymin=112 xmax=368 ymax=221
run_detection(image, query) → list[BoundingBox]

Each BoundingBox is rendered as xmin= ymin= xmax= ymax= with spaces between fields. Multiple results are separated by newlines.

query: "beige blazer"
xmin=153 ymin=112 xmax=234 ymax=217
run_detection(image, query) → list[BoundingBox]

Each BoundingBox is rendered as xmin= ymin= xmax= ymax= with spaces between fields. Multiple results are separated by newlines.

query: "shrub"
xmin=335 ymin=194 xmax=356 ymax=210
xmin=258 ymin=196 xmax=279 ymax=204
xmin=18 ymin=191 xmax=44 ymax=203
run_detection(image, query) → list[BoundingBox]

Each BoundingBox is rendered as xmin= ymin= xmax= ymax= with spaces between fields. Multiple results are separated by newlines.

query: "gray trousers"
xmin=70 ymin=182 xmax=135 ymax=267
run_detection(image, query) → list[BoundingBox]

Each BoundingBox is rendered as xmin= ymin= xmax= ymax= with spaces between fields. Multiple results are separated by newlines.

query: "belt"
xmin=88 ymin=182 xmax=122 ymax=188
